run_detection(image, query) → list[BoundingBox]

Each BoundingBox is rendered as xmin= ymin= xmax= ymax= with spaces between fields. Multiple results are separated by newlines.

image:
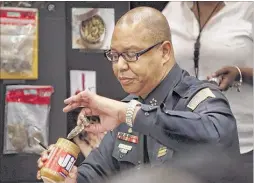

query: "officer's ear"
xmin=160 ymin=41 xmax=171 ymax=65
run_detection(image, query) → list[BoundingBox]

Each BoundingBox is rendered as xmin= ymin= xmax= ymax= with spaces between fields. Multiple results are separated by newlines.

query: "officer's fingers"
xmin=88 ymin=133 xmax=98 ymax=143
xmin=37 ymin=158 xmax=45 ymax=169
xmin=46 ymin=144 xmax=55 ymax=152
xmin=41 ymin=152 xmax=49 ymax=162
xmin=63 ymin=102 xmax=81 ymax=113
xmin=65 ymin=166 xmax=78 ymax=183
xmin=87 ymin=136 xmax=98 ymax=149
xmin=85 ymin=124 xmax=105 ymax=134
xmin=95 ymin=134 xmax=102 ymax=145
xmin=40 ymin=151 xmax=49 ymax=162
xmin=38 ymin=152 xmax=48 ymax=169
xmin=37 ymin=170 xmax=41 ymax=180
xmin=80 ymin=108 xmax=93 ymax=117
xmin=69 ymin=166 xmax=78 ymax=178
xmin=78 ymin=112 xmax=91 ymax=126
xmin=99 ymin=132 xmax=106 ymax=140
xmin=64 ymin=91 xmax=90 ymax=108
xmin=37 ymin=157 xmax=42 ymax=165
xmin=64 ymin=93 xmax=85 ymax=105
xmin=94 ymin=133 xmax=103 ymax=146
xmin=41 ymin=144 xmax=55 ymax=161
xmin=73 ymin=135 xmax=89 ymax=147
xmin=77 ymin=117 xmax=83 ymax=126
xmin=212 ymin=67 xmax=229 ymax=77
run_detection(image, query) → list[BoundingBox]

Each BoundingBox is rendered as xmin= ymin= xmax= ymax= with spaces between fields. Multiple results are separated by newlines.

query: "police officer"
xmin=37 ymin=7 xmax=239 ymax=183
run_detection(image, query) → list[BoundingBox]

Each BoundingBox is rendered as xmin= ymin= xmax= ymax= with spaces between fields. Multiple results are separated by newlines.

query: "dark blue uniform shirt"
xmin=77 ymin=63 xmax=239 ymax=183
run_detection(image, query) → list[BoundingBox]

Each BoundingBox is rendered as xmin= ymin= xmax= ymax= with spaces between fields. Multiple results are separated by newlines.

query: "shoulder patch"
xmin=187 ymin=88 xmax=215 ymax=111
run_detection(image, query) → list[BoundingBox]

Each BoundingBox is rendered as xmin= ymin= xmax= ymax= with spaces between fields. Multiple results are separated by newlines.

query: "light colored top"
xmin=163 ymin=1 xmax=253 ymax=154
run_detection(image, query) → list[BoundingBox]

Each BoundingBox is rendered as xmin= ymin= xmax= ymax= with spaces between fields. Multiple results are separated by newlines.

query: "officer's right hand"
xmin=36 ymin=145 xmax=78 ymax=183
xmin=74 ymin=113 xmax=105 ymax=157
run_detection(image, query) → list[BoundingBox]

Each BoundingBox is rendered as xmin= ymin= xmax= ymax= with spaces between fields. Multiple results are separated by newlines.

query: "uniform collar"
xmin=122 ymin=63 xmax=183 ymax=105
xmin=141 ymin=63 xmax=183 ymax=106
xmin=121 ymin=94 xmax=138 ymax=102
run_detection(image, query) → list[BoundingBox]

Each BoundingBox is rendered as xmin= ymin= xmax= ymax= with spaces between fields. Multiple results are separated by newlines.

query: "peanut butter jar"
xmin=40 ymin=138 xmax=80 ymax=183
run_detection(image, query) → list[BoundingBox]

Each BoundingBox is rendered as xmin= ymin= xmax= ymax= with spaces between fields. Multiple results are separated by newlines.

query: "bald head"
xmin=115 ymin=7 xmax=171 ymax=44
xmin=110 ymin=7 xmax=174 ymax=97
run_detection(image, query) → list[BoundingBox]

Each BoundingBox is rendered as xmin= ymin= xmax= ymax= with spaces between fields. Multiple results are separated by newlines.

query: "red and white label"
xmin=0 ymin=7 xmax=37 ymax=25
xmin=5 ymin=86 xmax=54 ymax=105
xmin=45 ymin=146 xmax=77 ymax=178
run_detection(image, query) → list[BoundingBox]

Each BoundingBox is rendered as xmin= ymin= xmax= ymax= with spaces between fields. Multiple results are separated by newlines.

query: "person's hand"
xmin=37 ymin=145 xmax=78 ymax=183
xmin=37 ymin=145 xmax=54 ymax=180
xmin=73 ymin=133 xmax=102 ymax=157
xmin=207 ymin=66 xmax=240 ymax=91
xmin=63 ymin=90 xmax=128 ymax=134
xmin=63 ymin=166 xmax=78 ymax=183
xmin=72 ymin=113 xmax=106 ymax=157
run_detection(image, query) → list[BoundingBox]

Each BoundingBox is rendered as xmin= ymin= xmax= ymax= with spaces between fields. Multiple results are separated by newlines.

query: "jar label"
xmin=44 ymin=146 xmax=76 ymax=178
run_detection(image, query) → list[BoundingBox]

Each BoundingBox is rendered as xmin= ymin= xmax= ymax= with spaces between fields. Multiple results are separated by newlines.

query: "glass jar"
xmin=40 ymin=138 xmax=80 ymax=183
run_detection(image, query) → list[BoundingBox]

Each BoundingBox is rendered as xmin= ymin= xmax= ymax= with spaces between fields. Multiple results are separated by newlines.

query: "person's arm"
xmin=240 ymin=67 xmax=253 ymax=84
xmin=132 ymin=87 xmax=237 ymax=149
xmin=77 ymin=131 xmax=119 ymax=183
xmin=208 ymin=66 xmax=253 ymax=91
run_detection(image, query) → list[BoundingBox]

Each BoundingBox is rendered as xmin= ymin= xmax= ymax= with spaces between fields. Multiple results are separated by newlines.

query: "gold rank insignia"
xmin=187 ymin=88 xmax=215 ymax=111
xmin=157 ymin=146 xmax=167 ymax=158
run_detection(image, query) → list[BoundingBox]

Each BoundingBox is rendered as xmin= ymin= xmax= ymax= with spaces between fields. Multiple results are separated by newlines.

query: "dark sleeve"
xmin=77 ymin=131 xmax=118 ymax=183
xmin=132 ymin=88 xmax=237 ymax=148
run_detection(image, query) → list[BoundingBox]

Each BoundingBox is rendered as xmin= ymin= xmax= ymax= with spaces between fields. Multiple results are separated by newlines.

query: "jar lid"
xmin=56 ymin=138 xmax=80 ymax=155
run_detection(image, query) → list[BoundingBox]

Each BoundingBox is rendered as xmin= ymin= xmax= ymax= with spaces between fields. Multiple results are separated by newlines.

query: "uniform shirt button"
xmin=138 ymin=161 xmax=141 ymax=164
xmin=145 ymin=112 xmax=149 ymax=116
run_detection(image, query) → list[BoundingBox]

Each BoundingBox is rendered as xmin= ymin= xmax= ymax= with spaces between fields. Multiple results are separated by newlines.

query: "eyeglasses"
xmin=104 ymin=41 xmax=164 ymax=63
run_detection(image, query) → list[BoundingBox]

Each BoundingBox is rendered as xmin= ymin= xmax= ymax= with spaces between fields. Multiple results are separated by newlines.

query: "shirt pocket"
xmin=112 ymin=139 xmax=140 ymax=170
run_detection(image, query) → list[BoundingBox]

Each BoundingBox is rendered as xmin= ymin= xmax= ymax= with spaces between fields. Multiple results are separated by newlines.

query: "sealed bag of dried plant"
xmin=0 ymin=7 xmax=39 ymax=79
xmin=3 ymin=85 xmax=54 ymax=154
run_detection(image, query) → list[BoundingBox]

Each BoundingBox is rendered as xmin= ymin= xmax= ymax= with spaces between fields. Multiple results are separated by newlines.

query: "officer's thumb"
xmin=65 ymin=166 xmax=78 ymax=183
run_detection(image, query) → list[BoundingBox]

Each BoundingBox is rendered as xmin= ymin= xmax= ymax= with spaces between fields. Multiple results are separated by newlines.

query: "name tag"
xmin=118 ymin=143 xmax=132 ymax=151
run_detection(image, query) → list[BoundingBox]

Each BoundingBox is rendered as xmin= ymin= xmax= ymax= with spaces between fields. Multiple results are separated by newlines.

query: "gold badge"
xmin=157 ymin=146 xmax=167 ymax=158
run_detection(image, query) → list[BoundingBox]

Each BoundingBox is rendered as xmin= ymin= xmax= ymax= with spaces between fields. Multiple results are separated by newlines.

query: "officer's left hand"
xmin=72 ymin=113 xmax=105 ymax=157
xmin=207 ymin=66 xmax=239 ymax=91
xmin=63 ymin=90 xmax=128 ymax=134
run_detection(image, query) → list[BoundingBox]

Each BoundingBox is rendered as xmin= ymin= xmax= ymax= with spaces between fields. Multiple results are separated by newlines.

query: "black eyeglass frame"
xmin=104 ymin=41 xmax=164 ymax=63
